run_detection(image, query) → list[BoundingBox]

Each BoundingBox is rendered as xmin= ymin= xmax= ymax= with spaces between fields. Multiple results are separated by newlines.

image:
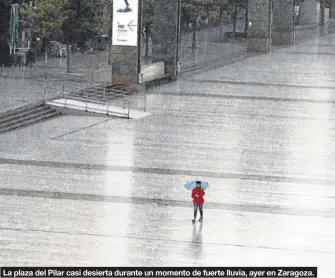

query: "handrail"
xmin=110 ymin=88 xmax=146 ymax=98
xmin=107 ymin=98 xmax=130 ymax=118
xmin=103 ymin=88 xmax=146 ymax=111
xmin=7 ymin=82 xmax=144 ymax=119
xmin=103 ymin=88 xmax=146 ymax=112
xmin=61 ymin=87 xmax=125 ymax=101
xmin=44 ymin=86 xmax=61 ymax=101
xmin=45 ymin=85 xmax=131 ymax=118
xmin=62 ymin=94 xmax=128 ymax=106
xmin=62 ymin=82 xmax=85 ymax=92
xmin=65 ymin=81 xmax=85 ymax=87
xmin=64 ymin=84 xmax=85 ymax=91
xmin=124 ymin=94 xmax=146 ymax=112
xmin=63 ymin=82 xmax=144 ymax=99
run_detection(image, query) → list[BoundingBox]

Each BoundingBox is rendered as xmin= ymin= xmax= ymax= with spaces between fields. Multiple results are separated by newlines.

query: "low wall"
xmin=140 ymin=62 xmax=165 ymax=83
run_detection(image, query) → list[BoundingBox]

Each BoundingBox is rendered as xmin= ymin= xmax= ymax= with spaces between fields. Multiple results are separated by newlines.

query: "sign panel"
xmin=112 ymin=0 xmax=138 ymax=46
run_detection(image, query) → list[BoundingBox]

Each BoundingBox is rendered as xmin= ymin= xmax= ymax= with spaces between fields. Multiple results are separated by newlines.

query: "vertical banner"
xmin=9 ymin=4 xmax=20 ymax=54
xmin=112 ymin=0 xmax=139 ymax=46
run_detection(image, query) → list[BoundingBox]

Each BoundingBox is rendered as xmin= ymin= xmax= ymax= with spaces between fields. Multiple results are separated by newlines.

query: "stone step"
xmin=0 ymin=102 xmax=45 ymax=119
xmin=0 ymin=110 xmax=61 ymax=134
xmin=0 ymin=105 xmax=49 ymax=125
xmin=0 ymin=107 xmax=57 ymax=129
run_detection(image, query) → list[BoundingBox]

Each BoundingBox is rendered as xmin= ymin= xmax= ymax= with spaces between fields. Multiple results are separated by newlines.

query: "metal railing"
xmin=44 ymin=86 xmax=60 ymax=101
xmin=74 ymin=82 xmax=147 ymax=112
xmin=106 ymin=88 xmax=147 ymax=112
xmin=43 ymin=82 xmax=143 ymax=119
xmin=63 ymin=81 xmax=85 ymax=91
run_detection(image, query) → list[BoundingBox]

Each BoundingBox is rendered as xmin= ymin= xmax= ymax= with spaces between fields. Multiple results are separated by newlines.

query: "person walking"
xmin=191 ymin=181 xmax=205 ymax=223
xmin=26 ymin=48 xmax=35 ymax=67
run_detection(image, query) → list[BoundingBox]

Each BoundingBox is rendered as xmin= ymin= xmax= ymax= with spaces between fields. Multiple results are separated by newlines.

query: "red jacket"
xmin=192 ymin=187 xmax=205 ymax=204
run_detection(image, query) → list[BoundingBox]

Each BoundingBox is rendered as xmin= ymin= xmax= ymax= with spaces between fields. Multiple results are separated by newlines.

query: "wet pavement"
xmin=1 ymin=33 xmax=335 ymax=276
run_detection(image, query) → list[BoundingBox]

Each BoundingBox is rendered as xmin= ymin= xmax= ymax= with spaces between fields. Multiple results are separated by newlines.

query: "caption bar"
xmin=0 ymin=267 xmax=317 ymax=277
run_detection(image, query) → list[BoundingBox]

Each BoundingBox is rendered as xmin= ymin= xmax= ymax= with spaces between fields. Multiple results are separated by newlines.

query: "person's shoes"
xmin=192 ymin=219 xmax=196 ymax=223
xmin=199 ymin=217 xmax=203 ymax=222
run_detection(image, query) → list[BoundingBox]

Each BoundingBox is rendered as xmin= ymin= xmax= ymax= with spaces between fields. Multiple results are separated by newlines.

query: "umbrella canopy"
xmin=184 ymin=180 xmax=209 ymax=191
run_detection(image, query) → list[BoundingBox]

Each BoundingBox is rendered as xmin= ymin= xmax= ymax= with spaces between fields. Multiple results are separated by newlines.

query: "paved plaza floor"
xmin=1 ymin=34 xmax=335 ymax=276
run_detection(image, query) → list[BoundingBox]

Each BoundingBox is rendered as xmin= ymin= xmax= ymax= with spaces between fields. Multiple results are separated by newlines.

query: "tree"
xmin=317 ymin=0 xmax=335 ymax=19
xmin=19 ymin=0 xmax=66 ymax=50
xmin=62 ymin=0 xmax=106 ymax=73
xmin=62 ymin=0 xmax=105 ymax=47
xmin=325 ymin=0 xmax=335 ymax=17
xmin=212 ymin=0 xmax=229 ymax=41
xmin=181 ymin=0 xmax=211 ymax=49
xmin=244 ymin=0 xmax=248 ymax=33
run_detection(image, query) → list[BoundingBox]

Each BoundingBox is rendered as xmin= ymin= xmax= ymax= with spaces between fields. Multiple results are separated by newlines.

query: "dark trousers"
xmin=193 ymin=202 xmax=203 ymax=219
xmin=27 ymin=52 xmax=35 ymax=67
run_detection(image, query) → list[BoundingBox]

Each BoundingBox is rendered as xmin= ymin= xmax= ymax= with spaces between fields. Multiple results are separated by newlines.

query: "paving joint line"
xmin=1 ymin=188 xmax=334 ymax=219
xmin=51 ymin=118 xmax=113 ymax=140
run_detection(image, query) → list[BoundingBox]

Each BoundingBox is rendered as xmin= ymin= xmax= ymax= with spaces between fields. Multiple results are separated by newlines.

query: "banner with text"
xmin=1 ymin=267 xmax=317 ymax=277
xmin=112 ymin=0 xmax=139 ymax=46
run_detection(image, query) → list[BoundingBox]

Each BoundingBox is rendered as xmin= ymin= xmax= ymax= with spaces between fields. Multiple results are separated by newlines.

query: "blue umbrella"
xmin=184 ymin=180 xmax=209 ymax=190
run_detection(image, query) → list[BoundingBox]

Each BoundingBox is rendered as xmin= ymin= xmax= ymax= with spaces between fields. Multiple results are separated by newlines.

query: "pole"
xmin=89 ymin=50 xmax=92 ymax=84
xmin=108 ymin=0 xmax=113 ymax=66
xmin=176 ymin=0 xmax=181 ymax=75
xmin=292 ymin=0 xmax=296 ymax=45
xmin=137 ymin=0 xmax=142 ymax=84
xmin=267 ymin=0 xmax=272 ymax=53
xmin=28 ymin=1 xmax=32 ymax=49
xmin=85 ymin=82 xmax=88 ymax=112
xmin=321 ymin=0 xmax=325 ymax=25
xmin=45 ymin=50 xmax=48 ymax=80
